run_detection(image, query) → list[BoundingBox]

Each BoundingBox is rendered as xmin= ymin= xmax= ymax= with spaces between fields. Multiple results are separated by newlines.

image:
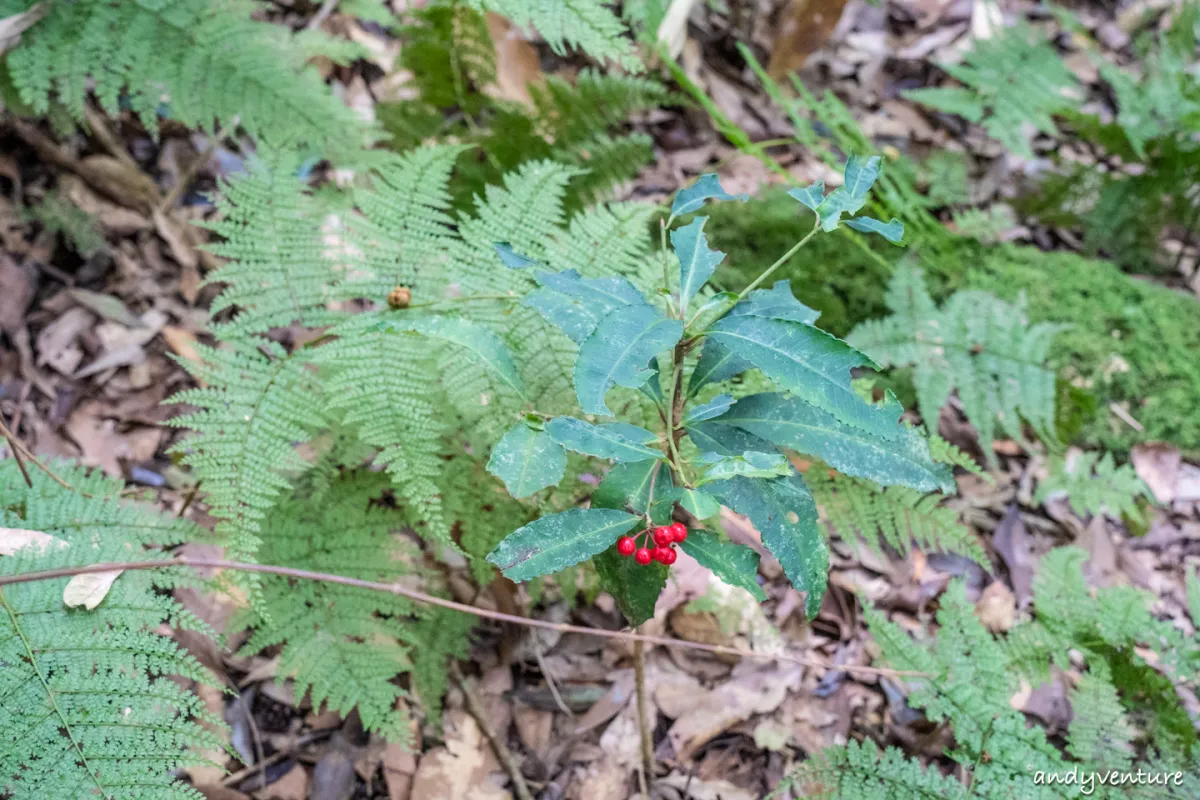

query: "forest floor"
xmin=1 ymin=1 xmax=1199 ymax=799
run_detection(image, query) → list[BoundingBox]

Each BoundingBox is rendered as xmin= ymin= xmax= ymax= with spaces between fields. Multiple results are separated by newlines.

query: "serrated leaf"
xmin=708 ymin=476 xmax=827 ymax=618
xmin=686 ymin=420 xmax=775 ymax=457
xmin=684 ymin=291 xmax=738 ymax=336
xmin=687 ymin=339 xmax=754 ymax=398
xmin=684 ymin=394 xmax=735 ymax=425
xmin=671 ymin=173 xmax=750 ymax=216
xmin=715 ymin=393 xmax=954 ymax=493
xmin=679 ymin=530 xmax=766 ymax=601
xmin=706 ymin=313 xmax=904 ymax=439
xmin=844 ymin=216 xmax=904 ymax=244
xmin=593 ymin=460 xmax=673 ymax=514
xmin=787 ymin=182 xmax=825 ymax=210
xmin=594 ymin=543 xmax=667 ymax=626
xmin=698 ymin=450 xmax=793 ymax=484
xmin=672 ymin=216 xmax=725 ymax=314
xmin=487 ymin=423 xmax=567 ymax=497
xmin=63 ymin=569 xmax=124 ymax=610
xmin=677 ymin=488 xmax=721 ymax=519
xmin=729 ymin=280 xmax=819 ymax=324
xmin=525 ymin=269 xmax=647 ymax=344
xmin=817 ymin=155 xmax=881 ymax=232
xmin=545 ymin=417 xmax=664 ymax=462
xmin=374 ymin=315 xmax=524 ymax=399
xmin=486 ymin=508 xmax=640 ymax=581
xmin=575 ymin=305 xmax=684 ymax=416
xmin=493 ymin=242 xmax=542 ymax=269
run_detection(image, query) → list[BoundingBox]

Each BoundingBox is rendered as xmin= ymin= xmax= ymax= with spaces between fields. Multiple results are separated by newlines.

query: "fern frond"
xmin=22 ymin=190 xmax=105 ymax=257
xmin=1035 ymin=451 xmax=1150 ymax=519
xmin=0 ymin=460 xmax=226 ymax=799
xmin=905 ymin=24 xmax=1078 ymax=158
xmin=848 ymin=265 xmax=1065 ymax=461
xmin=562 ymin=133 xmax=654 ymax=209
xmin=777 ymin=739 xmax=964 ymax=800
xmin=531 ymin=70 xmax=670 ymax=144
xmin=4 ymin=0 xmax=365 ymax=147
xmin=928 ymin=433 xmax=990 ymax=481
xmin=470 ymin=0 xmax=639 ymax=68
xmin=542 ymin=200 xmax=660 ymax=291
xmin=1067 ymin=662 xmax=1136 ymax=772
xmin=167 ymin=341 xmax=326 ymax=560
xmin=440 ymin=450 xmax=536 ymax=583
xmin=807 ymin=469 xmax=987 ymax=565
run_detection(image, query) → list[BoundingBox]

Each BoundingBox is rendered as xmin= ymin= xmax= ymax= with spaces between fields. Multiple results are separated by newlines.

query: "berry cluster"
xmin=616 ymin=522 xmax=687 ymax=566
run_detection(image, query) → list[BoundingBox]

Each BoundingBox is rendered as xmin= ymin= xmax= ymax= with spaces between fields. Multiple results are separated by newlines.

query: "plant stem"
xmin=738 ymin=220 xmax=821 ymax=299
xmin=0 ymin=557 xmax=924 ymax=676
xmin=661 ymin=341 xmax=691 ymax=487
xmin=633 ymin=632 xmax=655 ymax=783
xmin=660 ymin=218 xmax=677 ymax=317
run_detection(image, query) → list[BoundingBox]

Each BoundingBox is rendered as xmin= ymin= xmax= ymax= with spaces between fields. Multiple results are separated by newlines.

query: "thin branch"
xmin=0 ymin=557 xmax=925 ymax=677
xmin=451 ymin=662 xmax=535 ymax=800
xmin=633 ymin=633 xmax=655 ymax=783
xmin=0 ymin=415 xmax=84 ymax=495
xmin=739 ymin=219 xmax=821 ymax=299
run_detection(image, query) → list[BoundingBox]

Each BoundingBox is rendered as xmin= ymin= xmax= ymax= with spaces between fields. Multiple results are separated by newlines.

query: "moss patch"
xmin=702 ymin=190 xmax=1200 ymax=455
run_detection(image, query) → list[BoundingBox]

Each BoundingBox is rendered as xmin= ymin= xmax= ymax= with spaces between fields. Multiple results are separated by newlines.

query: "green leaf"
xmin=708 ymin=476 xmax=827 ymax=618
xmin=679 ymin=530 xmax=766 ymax=601
xmin=672 ymin=216 xmax=725 ymax=314
xmin=787 ymin=182 xmax=825 ymax=210
xmin=486 ymin=508 xmax=640 ymax=581
xmin=715 ymin=393 xmax=954 ymax=493
xmin=545 ymin=417 xmax=664 ymax=462
xmin=640 ymin=356 xmax=667 ymax=407
xmin=684 ymin=291 xmax=738 ymax=336
xmin=575 ymin=304 xmax=684 ymax=416
xmin=729 ymin=280 xmax=819 ymax=324
xmin=844 ymin=216 xmax=904 ymax=244
xmin=593 ymin=460 xmax=673 ymax=514
xmin=683 ymin=394 xmax=735 ymax=425
xmin=671 ymin=173 xmax=749 ymax=217
xmin=372 ymin=315 xmax=525 ymax=399
xmin=705 ymin=313 xmax=904 ymax=439
xmin=594 ymin=543 xmax=667 ymax=625
xmin=525 ymin=269 xmax=647 ymax=344
xmin=677 ymin=488 xmax=721 ymax=519
xmin=816 ymin=155 xmax=881 ymax=232
xmin=687 ymin=339 xmax=753 ymax=398
xmin=493 ymin=242 xmax=542 ymax=269
xmin=904 ymin=87 xmax=986 ymax=122
xmin=486 ymin=423 xmax=567 ymax=498
xmin=698 ymin=450 xmax=793 ymax=484
xmin=686 ymin=420 xmax=774 ymax=458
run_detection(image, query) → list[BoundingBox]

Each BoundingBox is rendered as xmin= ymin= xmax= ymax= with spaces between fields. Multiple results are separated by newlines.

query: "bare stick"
xmin=0 ymin=416 xmax=83 ymax=495
xmin=633 ymin=633 xmax=655 ymax=784
xmin=451 ymin=662 xmax=534 ymax=800
xmin=0 ymin=557 xmax=926 ymax=677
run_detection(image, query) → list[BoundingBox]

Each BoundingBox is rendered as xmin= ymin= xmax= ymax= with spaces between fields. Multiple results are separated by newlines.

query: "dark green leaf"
xmin=844 ymin=217 xmax=904 ymax=244
xmin=640 ymin=356 xmax=667 ymax=407
xmin=709 ymin=476 xmax=827 ymax=618
xmin=816 ymin=155 xmax=881 ymax=232
xmin=671 ymin=173 xmax=749 ymax=217
xmin=715 ymin=393 xmax=954 ymax=493
xmin=372 ymin=315 xmax=525 ymax=399
xmin=687 ymin=339 xmax=753 ymax=398
xmin=493 ymin=242 xmax=542 ymax=269
xmin=672 ymin=216 xmax=725 ymax=314
xmin=686 ymin=420 xmax=774 ymax=458
xmin=575 ymin=305 xmax=683 ymax=416
xmin=679 ymin=530 xmax=766 ymax=601
xmin=525 ymin=269 xmax=647 ymax=344
xmin=545 ymin=417 xmax=664 ymax=462
xmin=729 ymin=280 xmax=820 ymax=324
xmin=697 ymin=450 xmax=793 ymax=484
xmin=706 ymin=313 xmax=904 ymax=439
xmin=677 ymin=488 xmax=721 ymax=519
xmin=486 ymin=423 xmax=567 ymax=498
xmin=787 ymin=182 xmax=825 ymax=211
xmin=593 ymin=460 xmax=673 ymax=514
xmin=594 ymin=543 xmax=667 ymax=625
xmin=683 ymin=394 xmax=735 ymax=425
xmin=486 ymin=508 xmax=640 ymax=581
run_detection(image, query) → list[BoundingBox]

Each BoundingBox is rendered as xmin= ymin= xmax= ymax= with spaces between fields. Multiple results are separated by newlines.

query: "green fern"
xmin=775 ymin=739 xmax=964 ymax=799
xmin=1 ymin=0 xmax=366 ymax=148
xmin=847 ymin=265 xmax=1066 ymax=461
xmin=469 ymin=0 xmax=638 ymax=68
xmin=22 ymin=190 xmax=106 ymax=257
xmin=1035 ymin=450 xmax=1151 ymax=519
xmin=806 ymin=468 xmax=987 ymax=565
xmin=905 ymin=24 xmax=1078 ymax=158
xmin=0 ymin=460 xmax=226 ymax=799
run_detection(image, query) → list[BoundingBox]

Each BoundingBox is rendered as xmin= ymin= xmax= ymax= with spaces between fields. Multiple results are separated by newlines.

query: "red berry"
xmin=670 ymin=522 xmax=688 ymax=543
xmin=653 ymin=526 xmax=673 ymax=547
xmin=652 ymin=546 xmax=672 ymax=564
xmin=661 ymin=547 xmax=677 ymax=565
xmin=634 ymin=548 xmax=653 ymax=565
xmin=616 ymin=536 xmax=636 ymax=556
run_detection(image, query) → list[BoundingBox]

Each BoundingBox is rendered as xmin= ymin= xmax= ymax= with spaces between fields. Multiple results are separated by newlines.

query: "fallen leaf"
xmin=409 ymin=711 xmax=511 ymax=800
xmin=152 ymin=208 xmax=199 ymax=270
xmin=381 ymin=739 xmax=418 ymax=800
xmin=265 ymin=763 xmax=308 ymax=800
xmin=660 ymin=772 xmax=758 ymax=800
xmin=767 ymin=0 xmax=852 ymax=77
xmin=975 ymin=579 xmax=1016 ymax=632
xmin=992 ymin=503 xmax=1035 ymax=608
xmin=483 ymin=13 xmax=542 ymax=107
xmin=67 ymin=288 xmax=143 ymax=327
xmin=0 ymin=255 xmax=33 ymax=334
xmin=0 ymin=527 xmax=68 ymax=555
xmin=63 ymin=569 xmax=123 ymax=609
xmin=1131 ymin=443 xmax=1181 ymax=504
xmin=35 ymin=306 xmax=95 ymax=376
xmin=513 ymin=702 xmax=553 ymax=762
xmin=0 ymin=2 xmax=45 ymax=54
xmin=310 ymin=748 xmax=355 ymax=800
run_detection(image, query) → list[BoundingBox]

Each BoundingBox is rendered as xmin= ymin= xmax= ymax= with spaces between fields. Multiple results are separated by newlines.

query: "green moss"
xmin=702 ymin=190 xmax=1200 ymax=455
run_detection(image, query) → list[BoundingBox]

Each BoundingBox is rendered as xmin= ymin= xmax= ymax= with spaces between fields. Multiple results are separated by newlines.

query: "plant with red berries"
xmin=484 ymin=166 xmax=955 ymax=626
